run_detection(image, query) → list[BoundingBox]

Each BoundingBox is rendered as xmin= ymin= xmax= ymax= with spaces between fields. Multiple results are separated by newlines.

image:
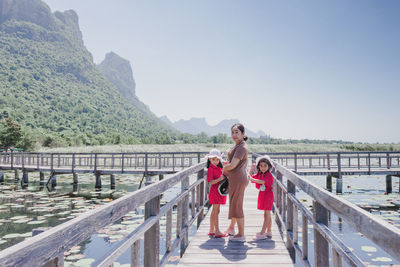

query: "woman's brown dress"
xmin=226 ymin=140 xmax=248 ymax=219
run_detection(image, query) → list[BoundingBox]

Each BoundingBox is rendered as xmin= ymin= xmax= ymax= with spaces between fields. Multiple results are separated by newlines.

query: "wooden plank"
xmin=178 ymin=185 xmax=293 ymax=266
xmin=0 ymin=163 xmax=206 ymax=267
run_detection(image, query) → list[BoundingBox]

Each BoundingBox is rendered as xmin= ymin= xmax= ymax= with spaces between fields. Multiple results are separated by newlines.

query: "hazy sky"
xmin=43 ymin=0 xmax=399 ymax=143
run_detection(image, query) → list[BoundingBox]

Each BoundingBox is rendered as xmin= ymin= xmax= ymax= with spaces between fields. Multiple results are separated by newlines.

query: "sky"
xmin=42 ymin=0 xmax=400 ymax=143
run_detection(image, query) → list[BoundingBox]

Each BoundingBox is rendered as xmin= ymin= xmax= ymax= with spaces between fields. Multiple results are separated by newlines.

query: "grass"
xmin=36 ymin=143 xmax=400 ymax=153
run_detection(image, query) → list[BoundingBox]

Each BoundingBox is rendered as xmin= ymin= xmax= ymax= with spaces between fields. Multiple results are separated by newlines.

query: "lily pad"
xmin=20 ymin=232 xmax=32 ymax=238
xmin=3 ymin=233 xmax=21 ymax=239
xmin=361 ymin=246 xmax=377 ymax=252
xmin=371 ymin=257 xmax=392 ymax=262
xmin=74 ymin=258 xmax=95 ymax=266
xmin=0 ymin=240 xmax=7 ymax=245
xmin=27 ymin=220 xmax=46 ymax=225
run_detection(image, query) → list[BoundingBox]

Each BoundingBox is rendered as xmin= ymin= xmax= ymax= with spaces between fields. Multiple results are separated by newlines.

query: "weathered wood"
xmin=32 ymin=228 xmax=64 ymax=267
xmin=130 ymin=240 xmax=140 ymax=267
xmin=332 ymin=247 xmax=342 ymax=267
xmin=313 ymin=200 xmax=329 ymax=267
xmin=286 ymin=180 xmax=295 ymax=261
xmin=274 ymin=163 xmax=400 ymax=261
xmin=386 ymin=175 xmax=392 ymax=194
xmin=180 ymin=176 xmax=190 ymax=256
xmin=166 ymin=210 xmax=172 ymax=252
xmin=0 ymin=163 xmax=206 ymax=267
xmin=302 ymin=214 xmax=308 ymax=260
xmin=144 ymin=195 xmax=160 ymax=267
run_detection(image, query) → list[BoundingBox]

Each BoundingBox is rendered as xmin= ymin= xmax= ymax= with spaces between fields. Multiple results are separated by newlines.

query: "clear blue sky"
xmin=43 ymin=0 xmax=400 ymax=143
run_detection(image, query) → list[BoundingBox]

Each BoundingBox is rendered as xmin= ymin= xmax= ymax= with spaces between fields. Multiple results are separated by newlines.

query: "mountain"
xmin=98 ymin=52 xmax=154 ymax=117
xmin=162 ymin=117 xmax=266 ymax=137
xmin=0 ymin=0 xmax=176 ymax=147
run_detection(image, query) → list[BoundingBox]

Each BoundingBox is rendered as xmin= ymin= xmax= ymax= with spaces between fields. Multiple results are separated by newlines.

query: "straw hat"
xmin=256 ymin=155 xmax=275 ymax=169
xmin=204 ymin=149 xmax=223 ymax=161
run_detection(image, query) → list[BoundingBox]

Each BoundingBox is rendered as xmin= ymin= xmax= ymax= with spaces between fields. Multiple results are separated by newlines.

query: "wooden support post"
xmin=22 ymin=171 xmax=28 ymax=184
xmin=159 ymin=174 xmax=164 ymax=181
xmin=326 ymin=175 xmax=332 ymax=192
xmin=0 ymin=171 xmax=4 ymax=184
xmin=32 ymin=227 xmax=64 ymax=267
xmin=332 ymin=247 xmax=342 ymax=267
xmin=197 ymin=169 xmax=205 ymax=228
xmin=181 ymin=176 xmax=190 ymax=256
xmin=73 ymin=173 xmax=78 ymax=184
xmin=110 ymin=174 xmax=115 ymax=189
xmin=14 ymin=169 xmax=19 ymax=181
xmin=144 ymin=195 xmax=160 ymax=267
xmin=302 ymin=214 xmax=308 ymax=260
xmin=131 ymin=240 xmax=140 ymax=267
xmin=50 ymin=173 xmax=57 ymax=187
xmin=95 ymin=172 xmax=101 ymax=190
xmin=40 ymin=172 xmax=45 ymax=183
xmin=313 ymin=200 xmax=329 ymax=267
xmin=386 ymin=175 xmax=392 ymax=194
xmin=336 ymin=153 xmax=342 ymax=194
xmin=166 ymin=210 xmax=172 ymax=252
xmin=286 ymin=180 xmax=295 ymax=262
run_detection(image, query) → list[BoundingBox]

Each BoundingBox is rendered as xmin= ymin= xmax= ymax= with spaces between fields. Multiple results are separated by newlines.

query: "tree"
xmin=0 ymin=118 xmax=22 ymax=149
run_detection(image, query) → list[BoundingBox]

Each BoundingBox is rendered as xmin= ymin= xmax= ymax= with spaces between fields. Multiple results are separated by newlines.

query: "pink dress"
xmin=252 ymin=172 xmax=274 ymax=210
xmin=207 ymin=164 xmax=227 ymax=205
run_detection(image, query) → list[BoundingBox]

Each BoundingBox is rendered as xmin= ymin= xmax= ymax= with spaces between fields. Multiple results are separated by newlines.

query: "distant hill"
xmin=0 ymin=0 xmax=176 ymax=147
xmin=160 ymin=116 xmax=267 ymax=137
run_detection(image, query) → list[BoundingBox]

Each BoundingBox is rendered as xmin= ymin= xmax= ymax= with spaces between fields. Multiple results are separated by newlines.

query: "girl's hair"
xmin=231 ymin=123 xmax=248 ymax=141
xmin=257 ymin=158 xmax=273 ymax=174
xmin=207 ymin=158 xmax=223 ymax=169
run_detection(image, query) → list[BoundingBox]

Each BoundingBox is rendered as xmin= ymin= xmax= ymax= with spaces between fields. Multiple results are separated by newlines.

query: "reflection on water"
xmin=0 ymin=171 xmax=399 ymax=266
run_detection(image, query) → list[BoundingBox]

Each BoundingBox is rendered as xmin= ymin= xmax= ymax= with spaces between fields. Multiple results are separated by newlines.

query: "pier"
xmin=0 ymin=151 xmax=399 ymax=266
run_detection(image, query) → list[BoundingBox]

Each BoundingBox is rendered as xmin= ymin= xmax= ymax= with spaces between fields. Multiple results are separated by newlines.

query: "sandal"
xmin=208 ymin=232 xmax=215 ymax=236
xmin=214 ymin=233 xmax=228 ymax=238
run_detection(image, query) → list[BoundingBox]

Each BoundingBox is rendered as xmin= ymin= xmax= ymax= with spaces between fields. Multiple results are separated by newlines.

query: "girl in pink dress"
xmin=205 ymin=149 xmax=228 ymax=238
xmin=249 ymin=156 xmax=274 ymax=240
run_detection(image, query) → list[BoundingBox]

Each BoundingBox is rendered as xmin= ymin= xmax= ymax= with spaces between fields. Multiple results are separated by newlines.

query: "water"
xmin=0 ymin=171 xmax=399 ymax=266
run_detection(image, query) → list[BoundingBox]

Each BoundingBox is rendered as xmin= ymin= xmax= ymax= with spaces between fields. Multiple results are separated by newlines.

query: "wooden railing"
xmin=258 ymin=151 xmax=400 ymax=172
xmin=0 ymin=162 xmax=208 ymax=267
xmin=252 ymin=153 xmax=400 ymax=266
xmin=0 ymin=152 xmax=207 ymax=174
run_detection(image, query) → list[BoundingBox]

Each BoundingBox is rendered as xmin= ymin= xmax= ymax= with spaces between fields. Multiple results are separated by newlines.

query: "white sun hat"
xmin=204 ymin=149 xmax=223 ymax=161
xmin=256 ymin=155 xmax=275 ymax=169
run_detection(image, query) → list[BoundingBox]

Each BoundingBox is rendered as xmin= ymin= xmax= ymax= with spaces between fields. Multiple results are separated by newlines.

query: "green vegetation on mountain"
xmin=0 ymin=0 xmax=177 ymax=149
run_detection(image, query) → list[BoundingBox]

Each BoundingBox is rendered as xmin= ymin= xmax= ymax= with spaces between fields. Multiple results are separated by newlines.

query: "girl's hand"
xmin=223 ymin=161 xmax=229 ymax=166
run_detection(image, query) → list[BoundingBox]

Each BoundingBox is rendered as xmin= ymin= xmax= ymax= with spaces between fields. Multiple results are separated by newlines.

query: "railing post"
xmin=145 ymin=153 xmax=148 ymax=175
xmin=327 ymin=153 xmax=330 ymax=170
xmin=336 ymin=153 xmax=342 ymax=194
xmin=172 ymin=154 xmax=175 ymax=172
xmin=144 ymin=195 xmax=160 ymax=267
xmin=197 ymin=152 xmax=201 ymax=163
xmin=286 ymin=179 xmax=295 ymax=261
xmin=50 ymin=154 xmax=54 ymax=172
xmin=94 ymin=153 xmax=98 ymax=173
xmin=387 ymin=153 xmax=390 ymax=169
xmin=197 ymin=169 xmax=205 ymax=228
xmin=131 ymin=240 xmax=140 ymax=267
xmin=302 ymin=214 xmax=308 ymax=261
xmin=313 ymin=200 xmax=329 ymax=267
xmin=180 ymin=175 xmax=189 ymax=256
xmin=294 ymin=153 xmax=298 ymax=171
xmin=11 ymin=150 xmax=13 ymax=169
xmin=368 ymin=152 xmax=371 ymax=174
xmin=121 ymin=153 xmax=125 ymax=173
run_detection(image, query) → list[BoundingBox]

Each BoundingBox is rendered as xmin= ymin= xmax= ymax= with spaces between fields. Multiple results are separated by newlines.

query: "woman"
xmin=223 ymin=123 xmax=249 ymax=242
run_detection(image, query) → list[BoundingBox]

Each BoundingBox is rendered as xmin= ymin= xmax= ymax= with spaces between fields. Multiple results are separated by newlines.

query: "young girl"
xmin=249 ymin=156 xmax=274 ymax=240
xmin=206 ymin=149 xmax=228 ymax=238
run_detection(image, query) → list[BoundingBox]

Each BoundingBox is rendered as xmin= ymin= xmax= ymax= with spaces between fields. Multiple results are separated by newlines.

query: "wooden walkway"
xmin=178 ymin=184 xmax=293 ymax=266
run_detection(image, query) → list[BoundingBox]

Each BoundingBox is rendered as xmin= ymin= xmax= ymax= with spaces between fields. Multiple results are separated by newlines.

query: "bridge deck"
xmin=178 ymin=185 xmax=293 ymax=267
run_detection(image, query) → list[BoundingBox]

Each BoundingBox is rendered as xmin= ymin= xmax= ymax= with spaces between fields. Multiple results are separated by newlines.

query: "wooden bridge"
xmin=258 ymin=151 xmax=400 ymax=193
xmin=0 ymin=151 xmax=399 ymax=266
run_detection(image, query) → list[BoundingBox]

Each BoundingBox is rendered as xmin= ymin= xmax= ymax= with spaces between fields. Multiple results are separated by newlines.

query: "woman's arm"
xmin=223 ymin=157 xmax=240 ymax=172
xmin=209 ymin=175 xmax=225 ymax=185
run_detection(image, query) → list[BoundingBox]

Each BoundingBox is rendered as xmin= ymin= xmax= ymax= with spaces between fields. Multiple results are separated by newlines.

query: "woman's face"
xmin=231 ymin=126 xmax=244 ymax=143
